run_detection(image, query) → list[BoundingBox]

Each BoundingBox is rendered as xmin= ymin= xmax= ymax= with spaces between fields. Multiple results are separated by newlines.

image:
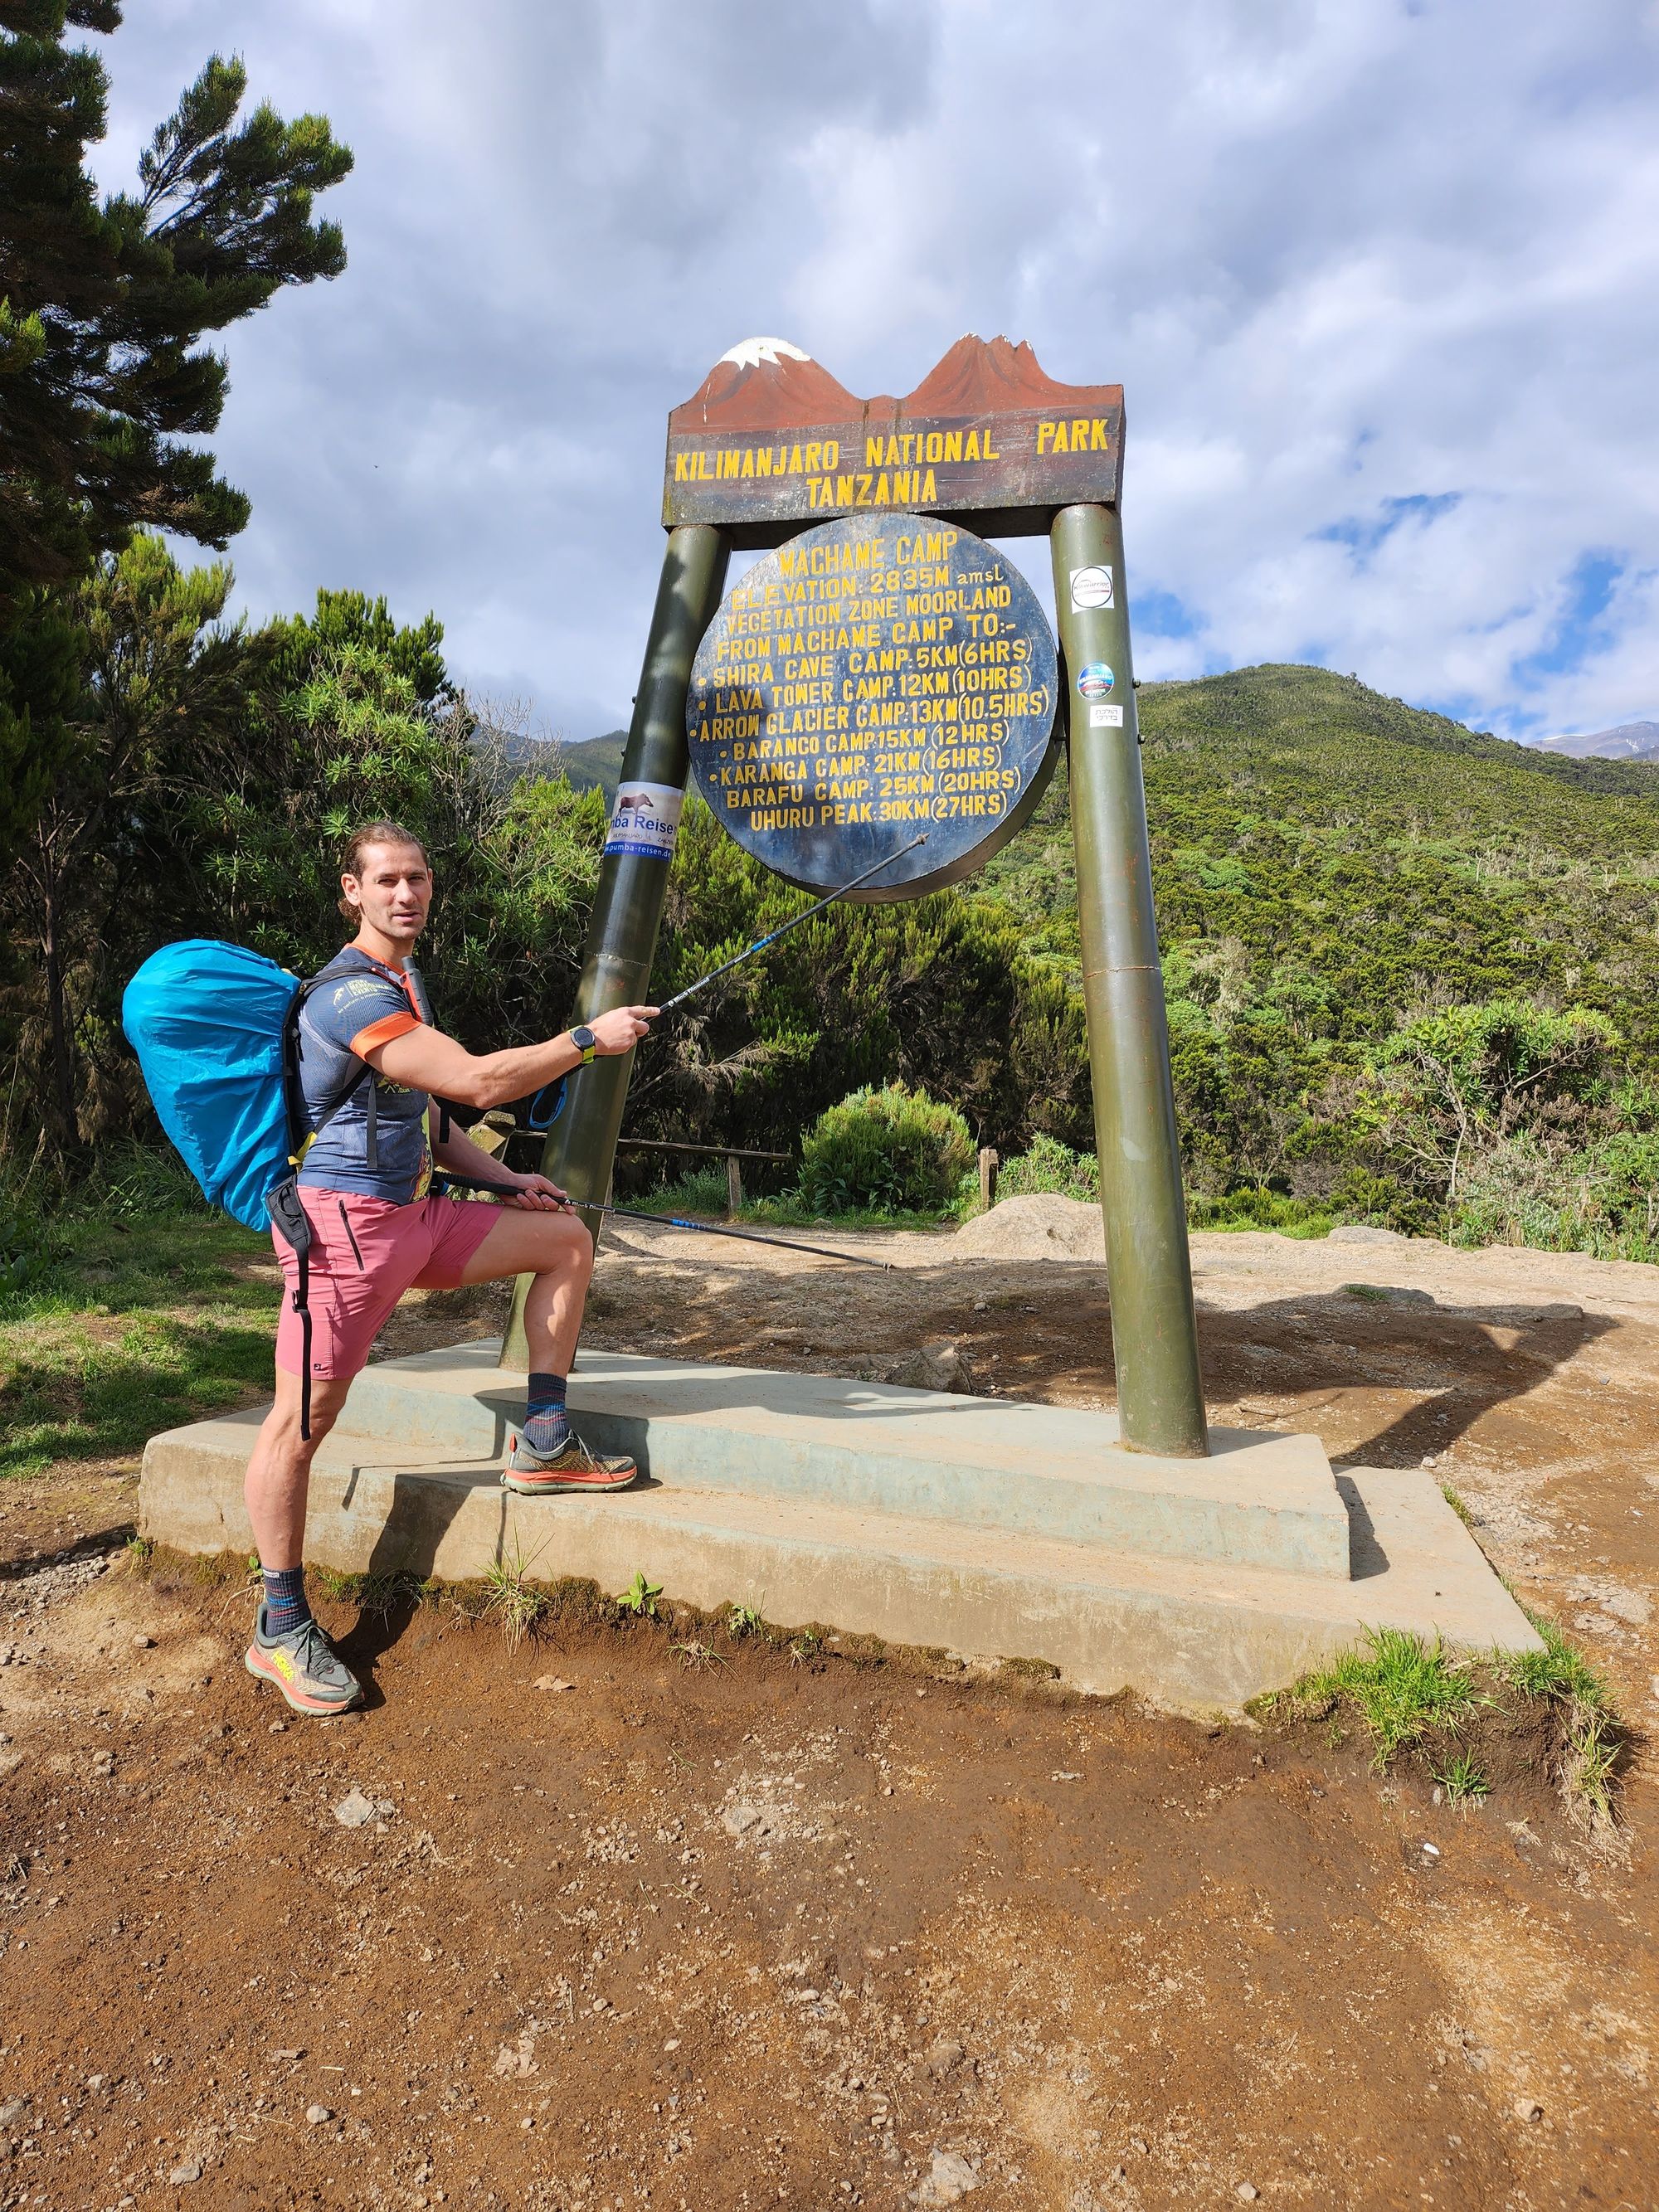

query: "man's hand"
xmin=500 ymin=1172 xmax=571 ymax=1213
xmin=588 ymin=1005 xmax=657 ymax=1056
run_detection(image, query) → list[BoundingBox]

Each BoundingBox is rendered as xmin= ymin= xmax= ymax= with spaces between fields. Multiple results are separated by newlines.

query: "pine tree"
xmin=0 ymin=1 xmax=353 ymax=606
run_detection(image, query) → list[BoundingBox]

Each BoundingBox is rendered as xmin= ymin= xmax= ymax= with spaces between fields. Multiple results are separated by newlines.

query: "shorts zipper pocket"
xmin=337 ymin=1202 xmax=366 ymax=1272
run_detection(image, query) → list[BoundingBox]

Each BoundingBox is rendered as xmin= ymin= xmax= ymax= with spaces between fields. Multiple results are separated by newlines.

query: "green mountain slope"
xmin=557 ymin=728 xmax=628 ymax=802
xmin=979 ymin=663 xmax=1659 ymax=1062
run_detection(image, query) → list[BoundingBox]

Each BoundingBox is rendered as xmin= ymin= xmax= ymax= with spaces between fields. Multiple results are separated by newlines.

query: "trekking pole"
xmin=438 ymin=1172 xmax=890 ymax=1269
xmin=654 ymin=835 xmax=927 ymax=1015
xmin=588 ymin=1200 xmax=893 ymax=1270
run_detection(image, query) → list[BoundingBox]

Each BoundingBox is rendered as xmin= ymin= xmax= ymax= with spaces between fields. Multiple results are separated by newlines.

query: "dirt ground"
xmin=2 ymin=1218 xmax=1656 ymax=2210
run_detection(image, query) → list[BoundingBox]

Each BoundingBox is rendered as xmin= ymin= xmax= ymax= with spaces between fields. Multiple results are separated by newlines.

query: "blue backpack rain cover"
xmin=121 ymin=940 xmax=301 ymax=1233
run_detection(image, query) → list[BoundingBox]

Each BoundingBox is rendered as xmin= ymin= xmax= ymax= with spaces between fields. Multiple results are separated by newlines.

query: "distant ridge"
xmin=1532 ymin=720 xmax=1659 ymax=763
xmin=557 ymin=729 xmax=627 ymax=802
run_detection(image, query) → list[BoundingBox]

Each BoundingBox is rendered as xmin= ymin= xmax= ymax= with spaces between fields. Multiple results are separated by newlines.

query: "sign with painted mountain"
xmin=663 ymin=335 xmax=1122 ymax=546
xmin=686 ymin=511 xmax=1059 ymax=899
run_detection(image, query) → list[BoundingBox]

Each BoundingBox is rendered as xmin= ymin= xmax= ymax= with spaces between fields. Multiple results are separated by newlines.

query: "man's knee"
xmin=541 ymin=1216 xmax=594 ymax=1280
xmin=259 ymin=1387 xmax=345 ymax=1464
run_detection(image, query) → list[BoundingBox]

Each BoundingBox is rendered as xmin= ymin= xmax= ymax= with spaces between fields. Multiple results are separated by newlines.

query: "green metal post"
xmin=1051 ymin=503 xmax=1208 ymax=1456
xmin=501 ymin=523 xmax=728 ymax=1368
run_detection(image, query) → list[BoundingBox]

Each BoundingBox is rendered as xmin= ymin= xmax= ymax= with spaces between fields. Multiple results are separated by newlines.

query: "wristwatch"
xmin=570 ymin=1024 xmax=598 ymax=1066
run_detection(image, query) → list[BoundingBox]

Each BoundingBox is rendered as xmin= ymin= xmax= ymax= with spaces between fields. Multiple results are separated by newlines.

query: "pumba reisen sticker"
xmin=604 ymin=781 xmax=684 ymax=860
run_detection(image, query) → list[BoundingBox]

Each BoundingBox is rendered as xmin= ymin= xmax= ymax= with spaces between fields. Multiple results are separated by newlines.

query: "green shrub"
xmin=996 ymin=1134 xmax=1099 ymax=1205
xmin=1187 ymin=1186 xmax=1334 ymax=1237
xmin=799 ymin=1085 xmax=973 ymax=1214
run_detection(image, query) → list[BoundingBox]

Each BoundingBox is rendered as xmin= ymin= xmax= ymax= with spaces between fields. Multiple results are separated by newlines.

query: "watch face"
xmin=572 ymin=1025 xmax=596 ymax=1051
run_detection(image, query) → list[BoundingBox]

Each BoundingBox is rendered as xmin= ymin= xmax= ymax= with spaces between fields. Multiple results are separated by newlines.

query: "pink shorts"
xmin=274 ymin=1189 xmax=502 ymax=1380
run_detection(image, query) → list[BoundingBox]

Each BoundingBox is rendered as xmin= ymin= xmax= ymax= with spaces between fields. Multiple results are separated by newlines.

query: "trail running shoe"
xmin=244 ymin=1606 xmax=362 ymax=1716
xmin=502 ymin=1427 xmax=638 ymax=1496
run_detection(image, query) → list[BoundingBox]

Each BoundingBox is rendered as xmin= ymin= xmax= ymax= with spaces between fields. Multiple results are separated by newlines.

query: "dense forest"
xmin=5 ymin=538 xmax=1659 ymax=1264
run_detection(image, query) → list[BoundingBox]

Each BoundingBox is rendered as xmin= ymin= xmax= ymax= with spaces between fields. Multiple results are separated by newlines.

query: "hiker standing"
xmin=241 ymin=819 xmax=654 ymax=1717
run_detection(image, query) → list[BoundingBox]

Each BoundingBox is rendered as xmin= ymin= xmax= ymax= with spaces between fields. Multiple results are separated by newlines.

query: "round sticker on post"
xmin=1068 ymin=565 xmax=1115 ymax=611
xmin=604 ymin=781 xmax=684 ymax=860
xmin=1077 ymin=663 xmax=1115 ymax=698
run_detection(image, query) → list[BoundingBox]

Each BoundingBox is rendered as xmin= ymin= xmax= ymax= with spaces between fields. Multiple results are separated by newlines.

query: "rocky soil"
xmin=1 ymin=1207 xmax=1656 ymax=2208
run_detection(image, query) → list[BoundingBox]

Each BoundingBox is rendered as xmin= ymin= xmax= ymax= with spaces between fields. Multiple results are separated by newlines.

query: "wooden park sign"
xmin=514 ymin=332 xmax=1209 ymax=1462
xmin=664 ymin=334 xmax=1123 ymax=546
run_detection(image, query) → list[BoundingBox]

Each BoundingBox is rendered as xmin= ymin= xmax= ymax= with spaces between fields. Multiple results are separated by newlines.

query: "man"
xmin=243 ymin=818 xmax=655 ymax=1718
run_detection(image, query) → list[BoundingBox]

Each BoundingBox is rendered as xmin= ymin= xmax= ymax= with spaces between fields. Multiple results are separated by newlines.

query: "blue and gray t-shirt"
xmin=294 ymin=949 xmax=433 ymax=1204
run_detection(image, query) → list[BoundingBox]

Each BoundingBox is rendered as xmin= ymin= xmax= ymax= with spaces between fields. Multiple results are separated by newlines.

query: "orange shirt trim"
xmin=349 ymin=1008 xmax=421 ymax=1057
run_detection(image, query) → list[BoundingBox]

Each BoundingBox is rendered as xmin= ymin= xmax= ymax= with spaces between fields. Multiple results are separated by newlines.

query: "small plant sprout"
xmin=726 ymin=1601 xmax=765 ymax=1638
xmin=481 ymin=1547 xmax=547 ymax=1650
xmin=788 ymin=1629 xmax=824 ymax=1667
xmin=617 ymin=1570 xmax=662 ymax=1619
xmin=670 ymin=1639 xmax=722 ymax=1670
xmin=1433 ymin=1751 xmax=1489 ymax=1806
xmin=1440 ymin=1482 xmax=1475 ymax=1528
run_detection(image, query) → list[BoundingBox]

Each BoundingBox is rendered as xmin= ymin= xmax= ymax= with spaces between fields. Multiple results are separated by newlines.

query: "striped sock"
xmin=523 ymin=1372 xmax=569 ymax=1456
xmin=261 ymin=1564 xmax=310 ymax=1638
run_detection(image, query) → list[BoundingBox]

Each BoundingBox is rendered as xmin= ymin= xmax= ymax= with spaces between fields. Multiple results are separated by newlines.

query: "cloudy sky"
xmin=96 ymin=0 xmax=1657 ymax=745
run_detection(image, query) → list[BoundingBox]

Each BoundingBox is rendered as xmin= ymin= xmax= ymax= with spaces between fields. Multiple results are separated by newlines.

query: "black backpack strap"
xmin=265 ymin=1175 xmax=318 ymax=1443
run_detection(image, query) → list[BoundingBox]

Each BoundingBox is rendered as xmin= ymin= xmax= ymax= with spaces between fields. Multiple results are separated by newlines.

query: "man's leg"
xmin=244 ymin=1368 xmax=358 ymax=1573
xmin=446 ymin=1210 xmax=635 ymax=1494
xmin=242 ymin=1369 xmax=363 ymax=1715
xmin=452 ymin=1208 xmax=594 ymax=1374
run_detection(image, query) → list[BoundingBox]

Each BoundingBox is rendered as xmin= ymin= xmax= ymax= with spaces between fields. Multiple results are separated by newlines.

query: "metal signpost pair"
xmin=503 ymin=335 xmax=1208 ymax=1461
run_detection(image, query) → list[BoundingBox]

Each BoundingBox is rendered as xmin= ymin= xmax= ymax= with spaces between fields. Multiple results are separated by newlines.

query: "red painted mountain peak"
xmin=670 ymin=338 xmax=864 ymax=435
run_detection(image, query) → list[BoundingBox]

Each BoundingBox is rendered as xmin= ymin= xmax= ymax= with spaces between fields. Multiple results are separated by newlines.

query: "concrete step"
xmin=140 ymin=1407 xmax=1540 ymax=1715
xmin=332 ymin=1342 xmax=1353 ymax=1582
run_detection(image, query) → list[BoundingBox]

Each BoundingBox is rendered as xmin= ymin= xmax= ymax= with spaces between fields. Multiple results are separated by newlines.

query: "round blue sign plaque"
xmin=686 ymin=512 xmax=1059 ymax=900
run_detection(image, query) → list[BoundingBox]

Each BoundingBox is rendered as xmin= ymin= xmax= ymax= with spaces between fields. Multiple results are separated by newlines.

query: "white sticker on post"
xmin=1088 ymin=702 xmax=1125 ymax=728
xmin=1069 ymin=564 xmax=1115 ymax=610
xmin=604 ymin=780 xmax=684 ymax=860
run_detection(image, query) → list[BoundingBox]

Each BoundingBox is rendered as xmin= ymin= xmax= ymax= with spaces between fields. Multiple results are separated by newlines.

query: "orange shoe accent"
xmin=502 ymin=1432 xmax=638 ymax=1495
xmin=244 ymin=1640 xmax=354 ymax=1715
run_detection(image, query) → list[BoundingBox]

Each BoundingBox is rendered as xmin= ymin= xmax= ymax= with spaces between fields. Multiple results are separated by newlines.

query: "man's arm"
xmin=431 ymin=1120 xmax=569 ymax=1212
xmin=364 ymin=1004 xmax=656 ymax=1109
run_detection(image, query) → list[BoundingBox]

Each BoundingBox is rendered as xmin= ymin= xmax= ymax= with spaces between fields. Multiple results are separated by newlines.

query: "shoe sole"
xmin=244 ymin=1641 xmax=361 ymax=1716
xmin=501 ymin=1462 xmax=639 ymax=1495
xmin=503 ymin=1432 xmax=638 ymax=1495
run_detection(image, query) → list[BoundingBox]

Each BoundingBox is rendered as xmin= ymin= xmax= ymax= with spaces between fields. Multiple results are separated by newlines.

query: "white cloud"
xmin=92 ymin=0 xmax=1658 ymax=741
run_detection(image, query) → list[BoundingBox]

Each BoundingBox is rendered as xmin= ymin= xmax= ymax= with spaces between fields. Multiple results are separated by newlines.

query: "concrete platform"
xmin=139 ymin=1341 xmax=1542 ymax=1713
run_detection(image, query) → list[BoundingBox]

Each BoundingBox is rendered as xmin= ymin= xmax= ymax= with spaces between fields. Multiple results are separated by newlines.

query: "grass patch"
xmin=1267 ymin=1612 xmax=1627 ymax=1827
xmin=479 ymin=1548 xmax=549 ymax=1650
xmin=311 ymin=1567 xmax=439 ymax=1616
xmin=1505 ymin=1607 xmax=1625 ymax=1830
xmin=1432 ymin=1749 xmax=1490 ymax=1806
xmin=630 ymin=1165 xmax=951 ymax=1235
xmin=1272 ymin=1626 xmax=1481 ymax=1767
xmin=0 ymin=1189 xmax=279 ymax=1479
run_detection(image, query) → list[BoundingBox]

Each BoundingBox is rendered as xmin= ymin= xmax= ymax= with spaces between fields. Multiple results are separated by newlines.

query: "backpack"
xmin=121 ymin=940 xmax=383 ymax=1437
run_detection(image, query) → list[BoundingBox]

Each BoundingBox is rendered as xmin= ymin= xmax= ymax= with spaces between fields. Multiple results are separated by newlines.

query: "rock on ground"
xmin=953 ymin=1194 xmax=1105 ymax=1263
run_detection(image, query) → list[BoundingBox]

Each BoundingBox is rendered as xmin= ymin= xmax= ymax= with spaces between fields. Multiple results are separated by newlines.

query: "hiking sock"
xmin=523 ymin=1372 xmax=570 ymax=1456
xmin=261 ymin=1564 xmax=311 ymax=1639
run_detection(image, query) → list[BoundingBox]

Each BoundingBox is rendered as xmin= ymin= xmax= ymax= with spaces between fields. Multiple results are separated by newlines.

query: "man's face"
xmin=343 ymin=843 xmax=433 ymax=944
